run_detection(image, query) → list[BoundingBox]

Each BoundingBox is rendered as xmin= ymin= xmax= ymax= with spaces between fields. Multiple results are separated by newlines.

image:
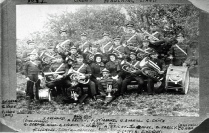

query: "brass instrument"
xmin=139 ymin=57 xmax=162 ymax=81
xmin=68 ymin=68 xmax=90 ymax=86
xmin=112 ymin=48 xmax=125 ymax=57
xmin=136 ymin=48 xmax=151 ymax=59
xmin=40 ymin=51 xmax=56 ymax=64
xmin=56 ymin=40 xmax=71 ymax=53
xmin=121 ymin=60 xmax=140 ymax=73
xmin=141 ymin=29 xmax=159 ymax=41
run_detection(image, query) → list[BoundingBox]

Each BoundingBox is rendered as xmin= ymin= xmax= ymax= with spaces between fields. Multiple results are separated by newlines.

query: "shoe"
xmin=92 ymin=96 xmax=97 ymax=101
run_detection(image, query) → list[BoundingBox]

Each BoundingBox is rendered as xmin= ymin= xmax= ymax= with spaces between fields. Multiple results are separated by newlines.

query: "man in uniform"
xmin=96 ymin=32 xmax=115 ymax=64
xmin=97 ymin=68 xmax=118 ymax=105
xmin=145 ymin=50 xmax=166 ymax=95
xmin=67 ymin=54 xmax=97 ymax=101
xmin=45 ymin=54 xmax=66 ymax=97
xmin=75 ymin=32 xmax=92 ymax=54
xmin=112 ymin=36 xmax=130 ymax=62
xmin=120 ymin=52 xmax=145 ymax=97
xmin=65 ymin=45 xmax=79 ymax=66
xmin=120 ymin=22 xmax=144 ymax=52
xmin=170 ymin=33 xmax=190 ymax=66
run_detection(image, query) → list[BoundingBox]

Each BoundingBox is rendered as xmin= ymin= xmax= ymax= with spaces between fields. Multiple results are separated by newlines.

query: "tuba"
xmin=121 ymin=60 xmax=139 ymax=73
xmin=139 ymin=57 xmax=162 ymax=81
xmin=39 ymin=51 xmax=56 ymax=64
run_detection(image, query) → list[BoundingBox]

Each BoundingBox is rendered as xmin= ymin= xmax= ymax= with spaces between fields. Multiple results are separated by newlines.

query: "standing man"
xmin=96 ymin=32 xmax=115 ymax=64
xmin=120 ymin=22 xmax=144 ymax=52
xmin=76 ymin=32 xmax=92 ymax=54
xmin=170 ymin=33 xmax=190 ymax=66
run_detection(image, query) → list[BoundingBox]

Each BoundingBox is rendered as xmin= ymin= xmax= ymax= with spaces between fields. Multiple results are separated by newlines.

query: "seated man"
xmin=98 ymin=68 xmax=118 ymax=105
xmin=45 ymin=55 xmax=66 ymax=97
xmin=120 ymin=52 xmax=145 ymax=97
xmin=145 ymin=50 xmax=166 ymax=95
xmin=67 ymin=54 xmax=97 ymax=101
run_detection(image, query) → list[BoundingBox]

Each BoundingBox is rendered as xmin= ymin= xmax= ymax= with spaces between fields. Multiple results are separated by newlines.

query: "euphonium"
xmin=139 ymin=57 xmax=162 ymax=81
xmin=121 ymin=60 xmax=139 ymax=73
xmin=68 ymin=68 xmax=90 ymax=85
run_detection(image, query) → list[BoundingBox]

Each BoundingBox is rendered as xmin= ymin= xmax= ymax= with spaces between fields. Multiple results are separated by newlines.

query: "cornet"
xmin=40 ymin=51 xmax=56 ymax=64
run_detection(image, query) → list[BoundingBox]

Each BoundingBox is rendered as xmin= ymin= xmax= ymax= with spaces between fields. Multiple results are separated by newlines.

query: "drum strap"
xmin=77 ymin=63 xmax=85 ymax=73
xmin=80 ymin=41 xmax=88 ymax=51
xmin=175 ymin=44 xmax=187 ymax=55
xmin=30 ymin=61 xmax=38 ymax=67
xmin=168 ymin=77 xmax=182 ymax=84
xmin=133 ymin=61 xmax=140 ymax=67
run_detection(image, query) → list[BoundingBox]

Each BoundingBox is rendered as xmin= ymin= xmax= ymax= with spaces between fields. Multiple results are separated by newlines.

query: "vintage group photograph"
xmin=16 ymin=4 xmax=199 ymax=116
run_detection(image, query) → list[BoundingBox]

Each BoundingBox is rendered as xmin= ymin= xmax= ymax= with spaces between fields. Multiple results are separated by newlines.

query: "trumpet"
xmin=121 ymin=60 xmax=140 ymax=73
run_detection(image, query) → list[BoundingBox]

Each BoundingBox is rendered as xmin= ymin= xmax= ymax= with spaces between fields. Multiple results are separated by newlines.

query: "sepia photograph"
xmin=16 ymin=4 xmax=199 ymax=116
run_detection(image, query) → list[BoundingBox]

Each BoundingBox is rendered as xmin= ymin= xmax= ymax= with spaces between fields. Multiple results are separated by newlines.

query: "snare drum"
xmin=38 ymin=88 xmax=52 ymax=101
xmin=165 ymin=65 xmax=190 ymax=94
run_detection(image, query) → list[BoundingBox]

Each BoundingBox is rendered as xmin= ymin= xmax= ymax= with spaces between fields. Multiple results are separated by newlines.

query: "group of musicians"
xmin=22 ymin=22 xmax=191 ymax=105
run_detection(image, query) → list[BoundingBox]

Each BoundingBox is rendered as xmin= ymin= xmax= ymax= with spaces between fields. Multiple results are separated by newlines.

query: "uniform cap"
xmin=27 ymin=40 xmax=35 ymax=45
xmin=102 ymin=32 xmax=110 ymax=37
xmin=70 ymin=45 xmax=77 ymax=50
xmin=76 ymin=54 xmax=84 ymax=58
xmin=81 ymin=32 xmax=87 ymax=36
xmin=114 ymin=36 xmax=121 ymax=41
xmin=126 ymin=22 xmax=134 ymax=27
xmin=101 ymin=68 xmax=110 ymax=73
xmin=130 ymin=52 xmax=136 ymax=56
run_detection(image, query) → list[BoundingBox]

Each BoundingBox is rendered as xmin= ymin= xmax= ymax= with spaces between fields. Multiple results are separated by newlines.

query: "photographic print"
xmin=16 ymin=4 xmax=199 ymax=116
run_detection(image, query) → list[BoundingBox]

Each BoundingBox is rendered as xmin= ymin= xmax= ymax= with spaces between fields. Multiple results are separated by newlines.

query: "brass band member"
xmin=146 ymin=50 xmax=166 ymax=95
xmin=97 ymin=32 xmax=115 ymax=64
xmin=90 ymin=53 xmax=105 ymax=94
xmin=45 ymin=55 xmax=66 ymax=96
xmin=112 ymin=36 xmax=130 ymax=61
xmin=98 ymin=68 xmax=118 ymax=104
xmin=120 ymin=22 xmax=143 ymax=52
xmin=75 ymin=32 xmax=92 ymax=53
xmin=85 ymin=44 xmax=101 ymax=65
xmin=120 ymin=52 xmax=145 ymax=97
xmin=65 ymin=45 xmax=79 ymax=66
xmin=69 ymin=54 xmax=97 ymax=101
xmin=23 ymin=52 xmax=42 ymax=101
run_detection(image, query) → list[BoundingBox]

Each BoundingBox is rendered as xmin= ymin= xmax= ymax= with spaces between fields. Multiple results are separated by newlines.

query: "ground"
xmin=16 ymin=72 xmax=199 ymax=116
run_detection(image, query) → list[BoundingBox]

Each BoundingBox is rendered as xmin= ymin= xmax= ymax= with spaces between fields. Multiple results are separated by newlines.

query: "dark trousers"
xmin=121 ymin=75 xmax=144 ymax=95
xmin=90 ymin=77 xmax=100 ymax=95
xmin=147 ymin=78 xmax=154 ymax=94
xmin=77 ymin=80 xmax=97 ymax=97
xmin=26 ymin=74 xmax=40 ymax=100
xmin=46 ymin=79 xmax=64 ymax=96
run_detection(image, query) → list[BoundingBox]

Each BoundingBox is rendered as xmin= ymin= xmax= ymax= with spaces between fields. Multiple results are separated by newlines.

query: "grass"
xmin=16 ymin=73 xmax=199 ymax=116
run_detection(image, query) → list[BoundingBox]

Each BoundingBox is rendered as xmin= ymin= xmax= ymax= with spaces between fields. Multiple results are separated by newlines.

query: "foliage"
xmin=18 ymin=4 xmax=199 ymax=50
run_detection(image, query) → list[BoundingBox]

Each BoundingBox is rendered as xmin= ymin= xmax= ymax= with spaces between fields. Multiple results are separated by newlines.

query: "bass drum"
xmin=165 ymin=65 xmax=190 ymax=94
xmin=38 ymin=88 xmax=52 ymax=101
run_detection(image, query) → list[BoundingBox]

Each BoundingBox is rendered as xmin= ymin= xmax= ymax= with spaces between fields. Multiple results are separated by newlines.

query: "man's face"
xmin=91 ymin=47 xmax=97 ymax=53
xmin=126 ymin=27 xmax=134 ymax=33
xmin=103 ymin=35 xmax=109 ymax=40
xmin=151 ymin=53 xmax=158 ymax=59
xmin=96 ymin=56 xmax=102 ymax=63
xmin=81 ymin=36 xmax=87 ymax=41
xmin=70 ymin=49 xmax=77 ymax=54
xmin=130 ymin=54 xmax=136 ymax=60
xmin=102 ymin=72 xmax=110 ymax=78
xmin=110 ymin=55 xmax=116 ymax=61
xmin=114 ymin=40 xmax=120 ymax=46
xmin=150 ymin=26 xmax=157 ymax=32
xmin=29 ymin=54 xmax=38 ymax=61
xmin=76 ymin=57 xmax=83 ymax=63
xmin=28 ymin=44 xmax=35 ymax=49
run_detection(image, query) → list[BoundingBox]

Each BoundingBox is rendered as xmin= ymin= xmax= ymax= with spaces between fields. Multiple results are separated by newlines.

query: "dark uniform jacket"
xmin=105 ymin=60 xmax=121 ymax=77
xmin=72 ymin=63 xmax=92 ymax=78
xmin=123 ymin=60 xmax=142 ymax=78
xmin=75 ymin=40 xmax=92 ymax=54
xmin=98 ymin=77 xmax=118 ymax=94
xmin=120 ymin=32 xmax=143 ymax=49
xmin=170 ymin=42 xmax=189 ymax=61
xmin=90 ymin=62 xmax=105 ymax=78
xmin=23 ymin=60 xmax=42 ymax=77
xmin=111 ymin=45 xmax=130 ymax=60
xmin=98 ymin=38 xmax=115 ymax=54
